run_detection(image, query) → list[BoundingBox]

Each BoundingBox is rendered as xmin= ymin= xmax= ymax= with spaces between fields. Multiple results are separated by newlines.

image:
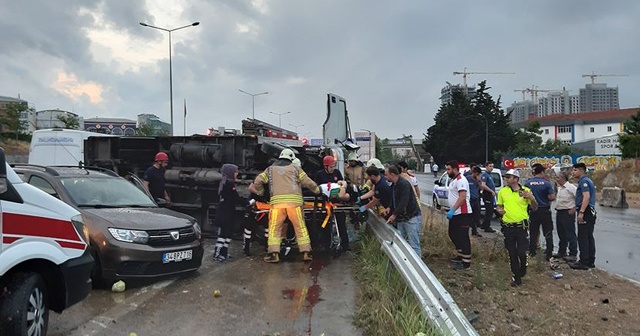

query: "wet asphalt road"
xmin=416 ymin=172 xmax=640 ymax=282
xmin=49 ymin=241 xmax=360 ymax=336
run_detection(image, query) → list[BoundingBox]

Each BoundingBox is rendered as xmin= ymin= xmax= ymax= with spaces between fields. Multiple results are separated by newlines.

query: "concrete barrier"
xmin=600 ymin=187 xmax=629 ymax=208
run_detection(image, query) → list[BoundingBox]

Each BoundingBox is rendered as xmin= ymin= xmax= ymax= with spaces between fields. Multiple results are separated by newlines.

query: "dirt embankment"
xmin=0 ymin=139 xmax=30 ymax=156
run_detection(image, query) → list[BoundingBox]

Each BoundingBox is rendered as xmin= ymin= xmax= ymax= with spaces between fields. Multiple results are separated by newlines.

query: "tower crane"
xmin=514 ymin=88 xmax=528 ymax=101
xmin=523 ymin=86 xmax=563 ymax=104
xmin=582 ymin=71 xmax=629 ymax=84
xmin=453 ymin=67 xmax=516 ymax=93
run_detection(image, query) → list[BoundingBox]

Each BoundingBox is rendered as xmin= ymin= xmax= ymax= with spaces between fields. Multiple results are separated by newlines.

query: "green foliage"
xmin=353 ymin=231 xmax=439 ymax=336
xmin=376 ymin=137 xmax=394 ymax=164
xmin=136 ymin=123 xmax=155 ymax=136
xmin=619 ymin=108 xmax=640 ymax=158
xmin=423 ymin=81 xmax=514 ymax=165
xmin=56 ymin=114 xmax=80 ymax=129
xmin=0 ymin=102 xmax=30 ymax=140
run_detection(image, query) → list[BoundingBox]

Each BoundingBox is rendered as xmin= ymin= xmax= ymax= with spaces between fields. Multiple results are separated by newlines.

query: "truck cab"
xmin=0 ymin=147 xmax=93 ymax=335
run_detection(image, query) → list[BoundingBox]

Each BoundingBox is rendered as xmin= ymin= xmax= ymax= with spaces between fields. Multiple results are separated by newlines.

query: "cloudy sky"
xmin=1 ymin=1 xmax=639 ymax=140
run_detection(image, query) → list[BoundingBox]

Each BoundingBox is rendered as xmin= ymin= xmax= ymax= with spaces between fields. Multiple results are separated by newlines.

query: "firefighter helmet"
xmin=323 ymin=155 xmax=336 ymax=166
xmin=279 ymin=148 xmax=296 ymax=160
xmin=347 ymin=152 xmax=358 ymax=161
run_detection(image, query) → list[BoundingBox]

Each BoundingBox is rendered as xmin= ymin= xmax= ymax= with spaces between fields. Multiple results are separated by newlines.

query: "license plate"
xmin=162 ymin=250 xmax=193 ymax=263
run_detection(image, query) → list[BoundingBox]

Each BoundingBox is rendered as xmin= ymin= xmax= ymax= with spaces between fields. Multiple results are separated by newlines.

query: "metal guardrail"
xmin=366 ymin=210 xmax=479 ymax=336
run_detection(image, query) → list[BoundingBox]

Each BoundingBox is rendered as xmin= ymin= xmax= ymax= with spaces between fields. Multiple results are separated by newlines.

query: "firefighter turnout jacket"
xmin=253 ymin=160 xmax=320 ymax=206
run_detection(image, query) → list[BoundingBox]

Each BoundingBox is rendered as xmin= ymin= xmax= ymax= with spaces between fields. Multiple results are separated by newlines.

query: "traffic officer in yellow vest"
xmin=249 ymin=149 xmax=321 ymax=263
xmin=496 ymin=169 xmax=538 ymax=287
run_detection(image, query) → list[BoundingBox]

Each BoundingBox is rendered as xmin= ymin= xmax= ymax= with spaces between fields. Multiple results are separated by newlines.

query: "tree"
xmin=423 ymin=81 xmax=515 ymax=165
xmin=56 ymin=114 xmax=80 ymax=129
xmin=377 ymin=138 xmax=394 ymax=164
xmin=0 ymin=102 xmax=30 ymax=139
xmin=619 ymin=108 xmax=640 ymax=158
xmin=136 ymin=123 xmax=155 ymax=136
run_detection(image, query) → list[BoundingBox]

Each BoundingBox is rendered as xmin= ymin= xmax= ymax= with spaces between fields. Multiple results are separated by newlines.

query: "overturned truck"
xmin=83 ymin=93 xmax=356 ymax=238
xmin=84 ymin=127 xmax=324 ymax=236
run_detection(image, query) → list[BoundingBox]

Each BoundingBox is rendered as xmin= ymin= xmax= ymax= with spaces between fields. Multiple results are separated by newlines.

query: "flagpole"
xmin=183 ymin=98 xmax=187 ymax=136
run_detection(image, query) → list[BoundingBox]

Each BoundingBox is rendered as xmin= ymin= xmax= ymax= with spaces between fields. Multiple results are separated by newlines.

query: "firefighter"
xmin=344 ymin=152 xmax=365 ymax=187
xmin=314 ymin=155 xmax=350 ymax=252
xmin=496 ymin=169 xmax=538 ymax=286
xmin=249 ymin=149 xmax=320 ymax=263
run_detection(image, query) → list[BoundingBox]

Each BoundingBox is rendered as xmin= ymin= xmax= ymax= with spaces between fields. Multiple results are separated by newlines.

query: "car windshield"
xmin=60 ymin=176 xmax=157 ymax=208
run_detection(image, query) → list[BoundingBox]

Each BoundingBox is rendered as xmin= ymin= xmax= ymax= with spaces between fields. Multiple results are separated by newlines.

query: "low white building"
xmin=513 ymin=107 xmax=638 ymax=145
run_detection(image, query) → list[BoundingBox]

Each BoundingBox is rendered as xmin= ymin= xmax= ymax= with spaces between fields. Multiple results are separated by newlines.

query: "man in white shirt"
xmin=553 ymin=171 xmax=578 ymax=261
xmin=445 ymin=160 xmax=473 ymax=270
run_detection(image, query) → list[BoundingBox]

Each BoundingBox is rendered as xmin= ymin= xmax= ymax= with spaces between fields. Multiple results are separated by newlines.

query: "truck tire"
xmin=0 ymin=272 xmax=49 ymax=336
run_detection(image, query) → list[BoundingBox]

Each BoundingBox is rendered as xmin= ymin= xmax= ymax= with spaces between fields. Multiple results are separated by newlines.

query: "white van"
xmin=432 ymin=167 xmax=503 ymax=211
xmin=28 ymin=128 xmax=113 ymax=166
xmin=0 ymin=147 xmax=93 ymax=334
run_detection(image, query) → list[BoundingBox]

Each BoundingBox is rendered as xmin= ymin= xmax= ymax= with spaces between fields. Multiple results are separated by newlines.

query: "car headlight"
xmin=107 ymin=228 xmax=149 ymax=244
xmin=193 ymin=222 xmax=202 ymax=240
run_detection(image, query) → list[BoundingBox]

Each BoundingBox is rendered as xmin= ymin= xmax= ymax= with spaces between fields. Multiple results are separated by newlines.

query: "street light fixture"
xmin=269 ymin=111 xmax=291 ymax=128
xmin=238 ymin=90 xmax=269 ymax=119
xmin=140 ymin=21 xmax=200 ymax=135
xmin=289 ymin=123 xmax=304 ymax=133
xmin=477 ymin=113 xmax=489 ymax=163
xmin=361 ymin=128 xmax=373 ymax=161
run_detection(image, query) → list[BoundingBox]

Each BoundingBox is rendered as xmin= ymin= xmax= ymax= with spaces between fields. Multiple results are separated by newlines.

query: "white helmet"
xmin=279 ymin=148 xmax=295 ymax=160
xmin=292 ymin=158 xmax=301 ymax=168
xmin=366 ymin=158 xmax=384 ymax=169
xmin=347 ymin=152 xmax=358 ymax=161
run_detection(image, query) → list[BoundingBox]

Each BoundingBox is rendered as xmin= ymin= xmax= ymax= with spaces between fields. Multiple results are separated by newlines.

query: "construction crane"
xmin=514 ymin=88 xmax=528 ymax=101
xmin=453 ymin=67 xmax=516 ymax=93
xmin=516 ymin=86 xmax=564 ymax=104
xmin=582 ymin=71 xmax=629 ymax=84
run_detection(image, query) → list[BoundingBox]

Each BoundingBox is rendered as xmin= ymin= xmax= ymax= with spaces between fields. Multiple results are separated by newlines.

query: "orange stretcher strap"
xmin=254 ymin=200 xmax=333 ymax=228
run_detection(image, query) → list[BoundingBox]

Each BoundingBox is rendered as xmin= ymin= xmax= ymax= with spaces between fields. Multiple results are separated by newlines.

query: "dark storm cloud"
xmin=1 ymin=0 xmax=639 ymax=139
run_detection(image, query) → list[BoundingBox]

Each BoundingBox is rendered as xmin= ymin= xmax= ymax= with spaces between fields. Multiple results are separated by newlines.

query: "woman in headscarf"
xmin=213 ymin=164 xmax=240 ymax=261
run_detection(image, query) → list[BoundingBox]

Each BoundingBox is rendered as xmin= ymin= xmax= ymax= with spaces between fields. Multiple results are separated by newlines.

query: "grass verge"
xmin=352 ymin=229 xmax=440 ymax=336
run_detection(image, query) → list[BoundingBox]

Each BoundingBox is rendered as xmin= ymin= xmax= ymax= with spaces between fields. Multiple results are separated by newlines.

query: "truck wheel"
xmin=0 ymin=272 xmax=49 ymax=336
xmin=432 ymin=195 xmax=441 ymax=210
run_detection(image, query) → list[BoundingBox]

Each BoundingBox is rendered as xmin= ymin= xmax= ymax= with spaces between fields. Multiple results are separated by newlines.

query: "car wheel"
xmin=0 ymin=272 xmax=49 ymax=336
xmin=90 ymin=248 xmax=107 ymax=289
xmin=432 ymin=195 xmax=441 ymax=210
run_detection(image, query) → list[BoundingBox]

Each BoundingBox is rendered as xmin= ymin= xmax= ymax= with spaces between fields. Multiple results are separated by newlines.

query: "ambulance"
xmin=0 ymin=147 xmax=93 ymax=335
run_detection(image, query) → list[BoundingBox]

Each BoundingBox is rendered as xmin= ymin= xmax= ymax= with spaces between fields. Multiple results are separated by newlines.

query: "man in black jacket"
xmin=386 ymin=165 xmax=422 ymax=256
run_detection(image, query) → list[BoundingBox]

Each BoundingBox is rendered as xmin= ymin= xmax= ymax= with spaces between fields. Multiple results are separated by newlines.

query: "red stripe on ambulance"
xmin=2 ymin=212 xmax=81 ymax=242
xmin=3 ymin=236 xmax=21 ymax=244
xmin=55 ymin=240 xmax=86 ymax=250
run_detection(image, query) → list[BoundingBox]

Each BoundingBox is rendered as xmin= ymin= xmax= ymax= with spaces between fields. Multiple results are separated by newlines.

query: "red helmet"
xmin=155 ymin=152 xmax=169 ymax=162
xmin=322 ymin=155 xmax=336 ymax=166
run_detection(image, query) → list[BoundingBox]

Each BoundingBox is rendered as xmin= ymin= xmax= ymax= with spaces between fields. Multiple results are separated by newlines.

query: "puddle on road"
xmin=280 ymin=257 xmax=331 ymax=335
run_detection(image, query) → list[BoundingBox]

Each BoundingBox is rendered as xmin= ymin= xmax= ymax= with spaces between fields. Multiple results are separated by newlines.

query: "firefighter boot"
xmin=263 ymin=252 xmax=280 ymax=263
xmin=302 ymin=251 xmax=313 ymax=262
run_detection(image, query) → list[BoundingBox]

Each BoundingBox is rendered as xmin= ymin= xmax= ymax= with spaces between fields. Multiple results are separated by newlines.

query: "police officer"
xmin=569 ymin=162 xmax=597 ymax=270
xmin=464 ymin=165 xmax=482 ymax=237
xmin=496 ymin=169 xmax=538 ymax=286
xmin=525 ymin=164 xmax=556 ymax=260
xmin=480 ymin=161 xmax=497 ymax=233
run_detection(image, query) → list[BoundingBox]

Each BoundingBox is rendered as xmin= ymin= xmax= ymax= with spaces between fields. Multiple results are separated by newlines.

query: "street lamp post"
xmin=477 ymin=113 xmax=489 ymax=163
xmin=361 ymin=128 xmax=373 ymax=161
xmin=239 ymin=90 xmax=269 ymax=119
xmin=140 ymin=21 xmax=200 ymax=135
xmin=269 ymin=111 xmax=290 ymax=128
xmin=289 ymin=123 xmax=304 ymax=133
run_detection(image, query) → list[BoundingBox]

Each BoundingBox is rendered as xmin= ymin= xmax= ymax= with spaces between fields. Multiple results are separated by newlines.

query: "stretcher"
xmin=250 ymin=196 xmax=366 ymax=255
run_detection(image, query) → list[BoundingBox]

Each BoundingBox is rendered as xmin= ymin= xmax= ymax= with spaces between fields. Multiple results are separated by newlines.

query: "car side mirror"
xmin=156 ymin=198 xmax=168 ymax=207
